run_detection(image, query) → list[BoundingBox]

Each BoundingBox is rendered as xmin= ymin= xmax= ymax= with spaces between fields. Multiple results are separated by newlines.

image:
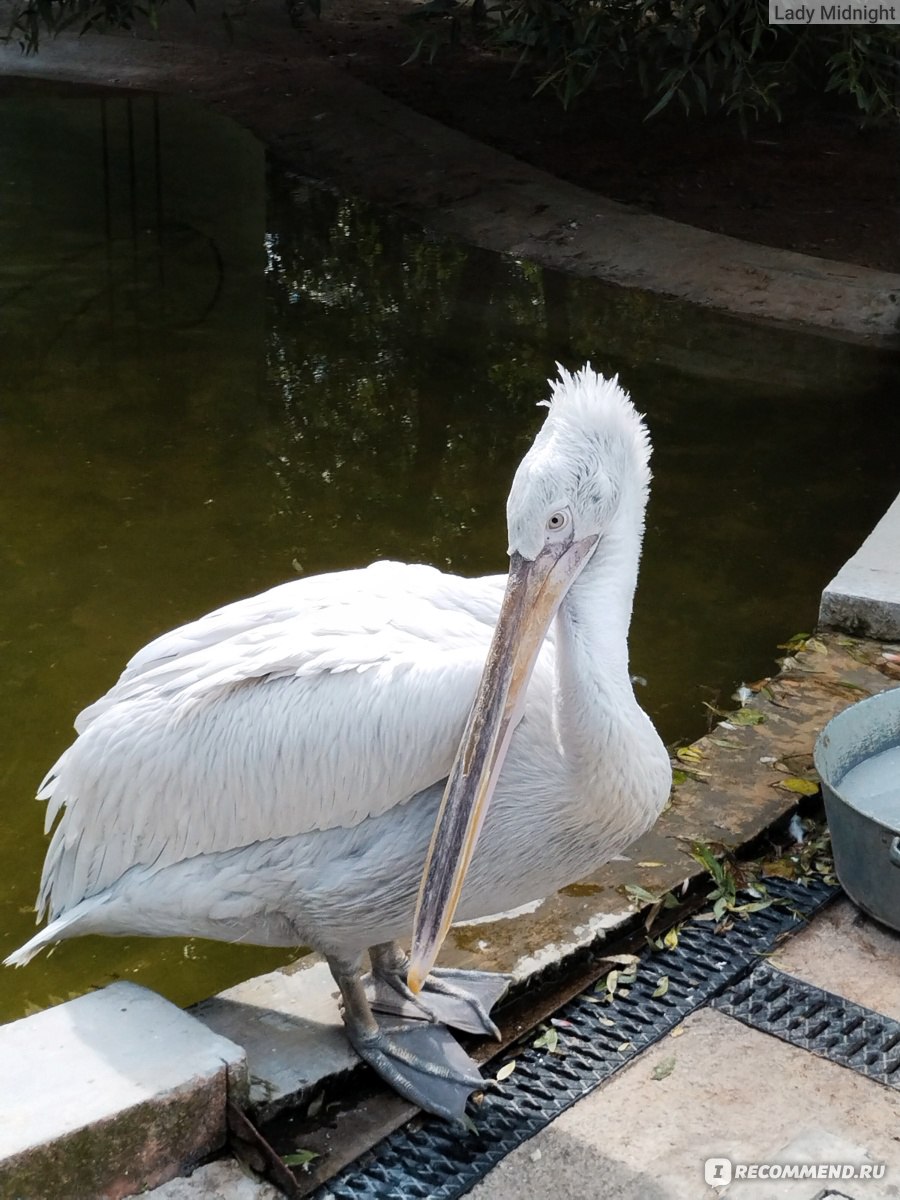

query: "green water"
xmin=1 ymin=94 xmax=898 ymax=1023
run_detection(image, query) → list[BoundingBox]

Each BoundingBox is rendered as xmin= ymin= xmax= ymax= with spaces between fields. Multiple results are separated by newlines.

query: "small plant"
xmin=3 ymin=0 xmax=182 ymax=51
xmin=687 ymin=839 xmax=774 ymax=922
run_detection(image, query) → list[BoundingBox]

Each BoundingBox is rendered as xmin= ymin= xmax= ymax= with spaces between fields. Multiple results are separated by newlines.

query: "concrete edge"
xmin=0 ymin=982 xmax=249 ymax=1198
xmin=819 ymin=493 xmax=900 ymax=641
xmin=1 ymin=20 xmax=899 ymax=345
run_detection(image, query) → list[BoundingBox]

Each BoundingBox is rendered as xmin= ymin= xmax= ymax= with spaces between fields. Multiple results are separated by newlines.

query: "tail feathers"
xmin=4 ymin=896 xmax=107 ymax=967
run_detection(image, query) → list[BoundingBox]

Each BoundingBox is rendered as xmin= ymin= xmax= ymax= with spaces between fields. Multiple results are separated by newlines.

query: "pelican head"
xmin=409 ymin=365 xmax=652 ymax=990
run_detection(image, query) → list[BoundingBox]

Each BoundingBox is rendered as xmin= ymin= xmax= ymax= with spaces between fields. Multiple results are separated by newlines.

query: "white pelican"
xmin=6 ymin=366 xmax=671 ymax=1120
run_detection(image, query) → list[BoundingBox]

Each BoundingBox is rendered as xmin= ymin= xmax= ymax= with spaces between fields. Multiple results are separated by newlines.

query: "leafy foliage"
xmin=484 ymin=0 xmax=900 ymax=123
xmin=3 ymin=0 xmax=177 ymax=50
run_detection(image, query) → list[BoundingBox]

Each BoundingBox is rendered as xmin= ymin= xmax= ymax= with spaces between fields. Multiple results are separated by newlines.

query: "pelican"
xmin=6 ymin=366 xmax=671 ymax=1120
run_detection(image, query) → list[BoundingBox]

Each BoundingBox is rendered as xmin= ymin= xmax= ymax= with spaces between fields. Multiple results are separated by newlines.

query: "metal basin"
xmin=814 ymin=688 xmax=900 ymax=931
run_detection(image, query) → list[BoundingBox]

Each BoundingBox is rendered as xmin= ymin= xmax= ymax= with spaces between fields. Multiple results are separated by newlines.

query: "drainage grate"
xmin=712 ymin=963 xmax=900 ymax=1088
xmin=313 ymin=876 xmax=837 ymax=1200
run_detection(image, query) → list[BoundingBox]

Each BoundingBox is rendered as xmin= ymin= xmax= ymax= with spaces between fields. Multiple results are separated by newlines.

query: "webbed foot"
xmin=345 ymin=1018 xmax=484 ymax=1122
xmin=366 ymin=941 xmax=511 ymax=1037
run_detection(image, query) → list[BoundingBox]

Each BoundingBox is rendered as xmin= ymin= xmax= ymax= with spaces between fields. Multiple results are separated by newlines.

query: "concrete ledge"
xmin=193 ymin=961 xmax=358 ymax=1119
xmin=819 ymin=493 xmax=900 ymax=639
xmin=0 ymin=982 xmax=247 ymax=1199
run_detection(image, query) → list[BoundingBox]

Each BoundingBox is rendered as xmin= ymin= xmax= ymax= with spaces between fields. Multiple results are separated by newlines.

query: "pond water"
xmin=1 ymin=93 xmax=898 ymax=1024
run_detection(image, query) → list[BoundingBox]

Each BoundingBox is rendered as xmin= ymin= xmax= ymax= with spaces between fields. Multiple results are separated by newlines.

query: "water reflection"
xmin=1 ymin=93 xmax=898 ymax=1023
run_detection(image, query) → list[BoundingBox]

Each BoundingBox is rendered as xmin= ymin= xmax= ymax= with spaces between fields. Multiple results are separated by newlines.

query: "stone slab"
xmin=820 ymin=493 xmax=900 ymax=640
xmin=468 ymin=1007 xmax=900 ymax=1200
xmin=0 ymin=981 xmax=247 ymax=1199
xmin=192 ymin=960 xmax=358 ymax=1118
xmin=769 ymin=896 xmax=900 ymax=1024
xmin=724 ymin=1129 xmax=893 ymax=1200
xmin=145 ymin=1160 xmax=280 ymax=1200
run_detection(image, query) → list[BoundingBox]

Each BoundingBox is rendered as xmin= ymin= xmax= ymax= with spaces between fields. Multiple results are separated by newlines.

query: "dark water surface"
xmin=1 ymin=94 xmax=898 ymax=1023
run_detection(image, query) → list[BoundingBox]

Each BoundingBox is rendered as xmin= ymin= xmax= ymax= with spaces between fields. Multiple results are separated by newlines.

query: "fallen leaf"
xmin=651 ymin=1055 xmax=676 ymax=1081
xmin=652 ymin=976 xmax=669 ymax=998
xmin=663 ymin=927 xmax=679 ymax=950
xmin=777 ymin=776 xmax=820 ymax=796
xmin=495 ymin=1060 xmax=516 ymax=1082
xmin=637 ymin=861 xmax=665 ymax=868
xmin=729 ymin=707 xmax=766 ymax=726
xmin=533 ymin=1027 xmax=560 ymax=1053
xmin=676 ymin=745 xmax=704 ymax=764
xmin=670 ymin=1026 xmax=686 ymax=1039
xmin=778 ymin=632 xmax=811 ymax=651
xmin=283 ymin=1150 xmax=319 ymax=1170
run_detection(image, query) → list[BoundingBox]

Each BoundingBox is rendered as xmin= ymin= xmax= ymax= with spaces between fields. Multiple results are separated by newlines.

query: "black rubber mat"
xmin=712 ymin=962 xmax=900 ymax=1088
xmin=313 ymin=876 xmax=837 ymax=1200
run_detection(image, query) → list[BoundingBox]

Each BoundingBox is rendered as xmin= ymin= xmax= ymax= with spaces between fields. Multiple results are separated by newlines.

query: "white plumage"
xmin=36 ymin=563 xmax=511 ymax=923
xmin=8 ymin=366 xmax=672 ymax=1088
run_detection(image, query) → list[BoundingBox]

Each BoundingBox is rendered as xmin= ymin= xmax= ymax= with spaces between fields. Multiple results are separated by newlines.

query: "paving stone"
xmin=468 ymin=1008 xmax=900 ymax=1200
xmin=144 ymin=1159 xmax=280 ymax=1200
xmin=723 ymin=1129 xmax=894 ymax=1200
xmin=0 ymin=982 xmax=246 ymax=1200
xmin=769 ymin=897 xmax=900 ymax=1024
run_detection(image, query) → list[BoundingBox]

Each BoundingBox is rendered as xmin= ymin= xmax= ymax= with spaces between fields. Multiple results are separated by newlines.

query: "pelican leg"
xmin=328 ymin=952 xmax=484 ymax=1123
xmin=366 ymin=941 xmax=511 ymax=1038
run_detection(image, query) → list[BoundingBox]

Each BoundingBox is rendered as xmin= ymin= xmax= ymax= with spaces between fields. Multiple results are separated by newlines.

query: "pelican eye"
xmin=546 ymin=510 xmax=570 ymax=532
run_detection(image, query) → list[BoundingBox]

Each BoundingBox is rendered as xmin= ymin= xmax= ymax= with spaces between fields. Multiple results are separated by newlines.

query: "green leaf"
xmin=495 ymin=1059 xmax=517 ymax=1081
xmin=283 ymin=1150 xmax=319 ymax=1169
xmin=625 ymin=883 xmax=663 ymax=905
xmin=533 ymin=1027 xmax=560 ymax=1053
xmin=729 ymin=707 xmax=766 ymax=726
xmin=651 ymin=1055 xmax=677 ymax=1081
xmin=652 ymin=976 xmax=669 ymax=997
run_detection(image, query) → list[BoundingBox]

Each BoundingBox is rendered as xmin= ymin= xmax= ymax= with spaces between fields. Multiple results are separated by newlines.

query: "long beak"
xmin=407 ymin=533 xmax=599 ymax=993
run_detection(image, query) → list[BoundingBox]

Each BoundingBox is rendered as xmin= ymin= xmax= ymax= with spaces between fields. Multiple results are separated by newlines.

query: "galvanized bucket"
xmin=813 ymin=687 xmax=900 ymax=932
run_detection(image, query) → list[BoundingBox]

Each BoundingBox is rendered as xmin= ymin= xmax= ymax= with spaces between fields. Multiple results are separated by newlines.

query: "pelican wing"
xmin=37 ymin=561 xmax=516 ymax=920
